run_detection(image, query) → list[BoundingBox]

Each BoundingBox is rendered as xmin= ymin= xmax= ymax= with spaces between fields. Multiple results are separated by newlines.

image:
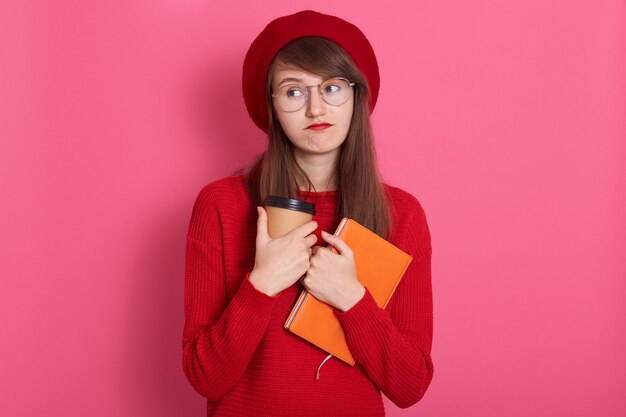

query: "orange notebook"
xmin=284 ymin=217 xmax=413 ymax=365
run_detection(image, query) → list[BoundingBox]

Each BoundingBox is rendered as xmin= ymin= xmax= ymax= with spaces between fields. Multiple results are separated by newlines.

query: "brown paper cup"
xmin=264 ymin=196 xmax=316 ymax=238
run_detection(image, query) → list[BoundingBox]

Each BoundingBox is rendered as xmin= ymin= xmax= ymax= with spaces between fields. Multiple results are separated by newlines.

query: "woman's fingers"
xmin=289 ymin=220 xmax=318 ymax=239
xmin=255 ymin=207 xmax=270 ymax=246
xmin=304 ymin=233 xmax=318 ymax=248
xmin=320 ymin=231 xmax=354 ymax=260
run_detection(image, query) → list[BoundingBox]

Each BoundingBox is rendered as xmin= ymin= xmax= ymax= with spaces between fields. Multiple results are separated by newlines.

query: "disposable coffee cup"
xmin=264 ymin=195 xmax=316 ymax=238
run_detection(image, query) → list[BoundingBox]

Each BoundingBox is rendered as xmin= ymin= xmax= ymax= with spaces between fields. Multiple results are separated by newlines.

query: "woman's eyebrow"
xmin=278 ymin=77 xmax=304 ymax=86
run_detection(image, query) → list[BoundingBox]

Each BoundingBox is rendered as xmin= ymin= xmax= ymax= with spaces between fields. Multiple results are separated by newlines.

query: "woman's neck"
xmin=295 ymin=153 xmax=338 ymax=192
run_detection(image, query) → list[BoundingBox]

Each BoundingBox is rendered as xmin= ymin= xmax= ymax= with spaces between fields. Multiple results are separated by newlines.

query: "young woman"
xmin=182 ymin=10 xmax=433 ymax=417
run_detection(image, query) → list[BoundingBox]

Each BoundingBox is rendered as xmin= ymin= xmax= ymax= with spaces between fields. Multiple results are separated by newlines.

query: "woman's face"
xmin=270 ymin=64 xmax=354 ymax=163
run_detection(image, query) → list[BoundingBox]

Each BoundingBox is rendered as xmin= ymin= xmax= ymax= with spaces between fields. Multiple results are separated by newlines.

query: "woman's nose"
xmin=305 ymin=89 xmax=327 ymax=117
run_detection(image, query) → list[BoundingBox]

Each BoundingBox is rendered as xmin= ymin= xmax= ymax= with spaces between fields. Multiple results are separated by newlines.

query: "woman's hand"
xmin=301 ymin=230 xmax=365 ymax=312
xmin=249 ymin=206 xmax=318 ymax=297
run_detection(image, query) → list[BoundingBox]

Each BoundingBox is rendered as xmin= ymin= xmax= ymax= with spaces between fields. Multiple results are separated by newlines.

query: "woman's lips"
xmin=306 ymin=123 xmax=332 ymax=130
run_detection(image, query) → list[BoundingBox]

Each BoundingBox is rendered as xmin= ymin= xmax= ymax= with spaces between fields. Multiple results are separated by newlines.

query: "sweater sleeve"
xmin=181 ymin=185 xmax=279 ymax=401
xmin=333 ymin=205 xmax=434 ymax=409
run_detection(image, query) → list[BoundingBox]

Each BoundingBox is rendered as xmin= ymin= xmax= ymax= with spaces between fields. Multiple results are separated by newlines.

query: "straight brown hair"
xmin=239 ymin=36 xmax=391 ymax=238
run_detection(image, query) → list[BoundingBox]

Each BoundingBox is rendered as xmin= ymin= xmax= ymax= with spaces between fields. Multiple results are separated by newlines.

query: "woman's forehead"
xmin=272 ymin=65 xmax=325 ymax=86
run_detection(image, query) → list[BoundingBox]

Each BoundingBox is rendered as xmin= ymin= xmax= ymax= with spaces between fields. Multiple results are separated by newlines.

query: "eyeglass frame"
xmin=270 ymin=77 xmax=356 ymax=113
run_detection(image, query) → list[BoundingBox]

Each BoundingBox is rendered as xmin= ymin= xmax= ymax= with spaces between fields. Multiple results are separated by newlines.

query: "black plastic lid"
xmin=264 ymin=195 xmax=316 ymax=215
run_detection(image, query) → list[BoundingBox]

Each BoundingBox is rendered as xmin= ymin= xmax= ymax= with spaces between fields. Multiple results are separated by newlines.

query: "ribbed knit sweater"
xmin=182 ymin=175 xmax=433 ymax=416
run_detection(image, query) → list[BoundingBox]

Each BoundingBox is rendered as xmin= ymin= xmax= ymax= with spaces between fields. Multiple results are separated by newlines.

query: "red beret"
xmin=242 ymin=10 xmax=380 ymax=133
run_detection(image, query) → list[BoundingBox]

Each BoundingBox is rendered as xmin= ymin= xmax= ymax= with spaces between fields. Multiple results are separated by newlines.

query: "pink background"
xmin=1 ymin=1 xmax=625 ymax=416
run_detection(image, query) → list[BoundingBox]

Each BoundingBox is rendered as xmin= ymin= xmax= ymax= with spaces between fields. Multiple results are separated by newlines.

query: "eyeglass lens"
xmin=273 ymin=78 xmax=353 ymax=112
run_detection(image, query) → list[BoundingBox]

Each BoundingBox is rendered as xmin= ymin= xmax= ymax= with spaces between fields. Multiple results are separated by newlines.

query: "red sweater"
xmin=182 ymin=175 xmax=433 ymax=416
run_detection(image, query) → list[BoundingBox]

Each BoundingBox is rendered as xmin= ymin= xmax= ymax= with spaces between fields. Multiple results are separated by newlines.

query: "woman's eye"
xmin=286 ymin=88 xmax=305 ymax=98
xmin=324 ymin=84 xmax=341 ymax=94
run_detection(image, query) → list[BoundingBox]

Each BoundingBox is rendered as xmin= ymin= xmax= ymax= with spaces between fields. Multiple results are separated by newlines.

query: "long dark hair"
xmin=240 ymin=36 xmax=391 ymax=238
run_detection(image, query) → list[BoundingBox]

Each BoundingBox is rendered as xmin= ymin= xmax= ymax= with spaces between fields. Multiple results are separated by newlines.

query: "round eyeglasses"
xmin=271 ymin=77 xmax=356 ymax=112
